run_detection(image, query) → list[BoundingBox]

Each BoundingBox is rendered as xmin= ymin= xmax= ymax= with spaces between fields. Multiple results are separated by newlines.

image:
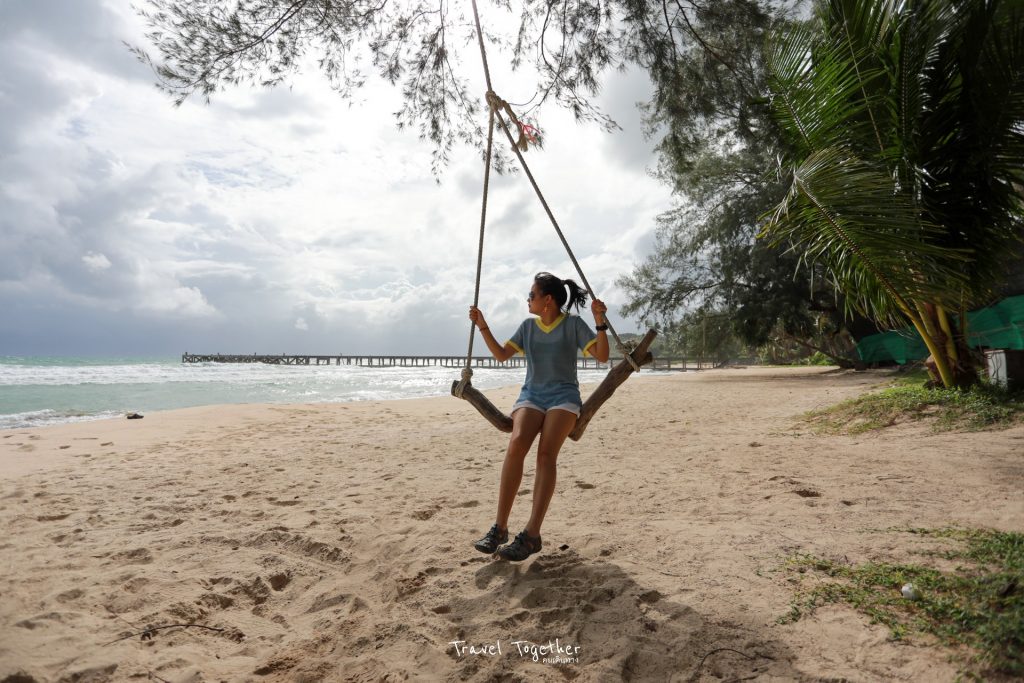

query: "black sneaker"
xmin=497 ymin=529 xmax=542 ymax=561
xmin=474 ymin=523 xmax=508 ymax=554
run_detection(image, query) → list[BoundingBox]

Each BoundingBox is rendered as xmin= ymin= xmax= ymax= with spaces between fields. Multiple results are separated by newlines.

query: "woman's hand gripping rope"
xmin=469 ymin=305 xmax=488 ymax=331
xmin=589 ymin=299 xmax=639 ymax=370
xmin=591 ymin=298 xmax=607 ymax=325
xmin=455 ymin=306 xmax=490 ymax=398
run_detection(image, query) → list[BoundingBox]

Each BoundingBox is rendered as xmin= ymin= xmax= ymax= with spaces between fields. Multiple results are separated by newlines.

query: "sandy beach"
xmin=1 ymin=366 xmax=1021 ymax=682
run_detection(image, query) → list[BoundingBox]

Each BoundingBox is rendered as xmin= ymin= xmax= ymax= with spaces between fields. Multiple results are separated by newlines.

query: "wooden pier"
xmin=182 ymin=353 xmax=529 ymax=368
xmin=181 ymin=353 xmax=715 ymax=371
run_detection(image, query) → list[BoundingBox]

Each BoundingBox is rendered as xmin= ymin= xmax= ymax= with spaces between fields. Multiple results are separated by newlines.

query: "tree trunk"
xmin=777 ymin=331 xmax=866 ymax=370
xmin=920 ymin=304 xmax=978 ymax=388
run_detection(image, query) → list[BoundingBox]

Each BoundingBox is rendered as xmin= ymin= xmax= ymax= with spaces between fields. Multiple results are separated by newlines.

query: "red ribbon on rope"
xmin=519 ymin=122 xmax=541 ymax=146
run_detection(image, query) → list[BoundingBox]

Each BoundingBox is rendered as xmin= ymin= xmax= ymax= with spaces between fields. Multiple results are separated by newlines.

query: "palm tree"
xmin=761 ymin=0 xmax=1024 ymax=387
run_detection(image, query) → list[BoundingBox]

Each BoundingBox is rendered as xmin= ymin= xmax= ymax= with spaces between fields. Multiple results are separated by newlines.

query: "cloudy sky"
xmin=0 ymin=0 xmax=671 ymax=357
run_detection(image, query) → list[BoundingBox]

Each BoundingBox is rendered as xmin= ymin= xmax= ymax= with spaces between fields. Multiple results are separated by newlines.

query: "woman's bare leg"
xmin=524 ymin=409 xmax=577 ymax=537
xmin=495 ymin=408 xmax=545 ymax=530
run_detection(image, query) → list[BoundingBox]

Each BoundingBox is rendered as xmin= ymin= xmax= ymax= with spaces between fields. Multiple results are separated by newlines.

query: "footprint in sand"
xmin=393 ymin=572 xmax=428 ymax=599
xmin=111 ymin=547 xmax=154 ymax=565
xmin=575 ymin=482 xmax=596 ymax=490
xmin=306 ymin=591 xmax=354 ymax=613
xmin=268 ymin=572 xmax=292 ymax=591
xmin=56 ymin=588 xmax=85 ymax=603
xmin=412 ymin=506 xmax=439 ymax=520
xmin=37 ymin=513 xmax=71 ymax=522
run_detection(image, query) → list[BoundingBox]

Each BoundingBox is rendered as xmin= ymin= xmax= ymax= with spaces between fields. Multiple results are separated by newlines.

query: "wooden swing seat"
xmin=452 ymin=329 xmax=657 ymax=441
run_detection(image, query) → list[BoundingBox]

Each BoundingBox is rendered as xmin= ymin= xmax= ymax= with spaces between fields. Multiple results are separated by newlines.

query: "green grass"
xmin=804 ymin=372 xmax=1024 ymax=433
xmin=779 ymin=528 xmax=1024 ymax=677
xmin=801 ymin=351 xmax=837 ymax=366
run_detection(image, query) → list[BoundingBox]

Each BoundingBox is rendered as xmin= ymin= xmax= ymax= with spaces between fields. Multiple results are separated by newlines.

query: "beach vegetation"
xmin=778 ymin=527 xmax=1024 ymax=678
xmin=617 ymin=1 xmax=874 ymax=371
xmin=798 ymin=351 xmax=833 ymax=366
xmin=625 ymin=0 xmax=1024 ymax=378
xmin=803 ymin=373 xmax=1024 ymax=433
xmin=760 ymin=0 xmax=1024 ymax=390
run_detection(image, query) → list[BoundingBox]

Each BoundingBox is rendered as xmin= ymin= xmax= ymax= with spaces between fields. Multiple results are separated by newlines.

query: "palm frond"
xmin=766 ymin=21 xmax=885 ymax=157
xmin=824 ymin=0 xmax=902 ymax=155
xmin=762 ymin=147 xmax=972 ymax=324
xmin=916 ymin=0 xmax=1024 ymax=300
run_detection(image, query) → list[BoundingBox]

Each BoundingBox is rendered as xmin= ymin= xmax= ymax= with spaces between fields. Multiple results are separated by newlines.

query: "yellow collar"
xmin=534 ymin=313 xmax=566 ymax=333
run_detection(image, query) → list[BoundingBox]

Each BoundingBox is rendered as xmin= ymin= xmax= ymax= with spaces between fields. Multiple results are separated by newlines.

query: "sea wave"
xmin=0 ymin=360 xmax=573 ymax=388
xmin=0 ymin=357 xmax=620 ymax=429
xmin=0 ymin=408 xmax=123 ymax=430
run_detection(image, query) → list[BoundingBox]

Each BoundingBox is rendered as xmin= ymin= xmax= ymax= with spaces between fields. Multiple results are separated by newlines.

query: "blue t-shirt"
xmin=506 ymin=314 xmax=598 ymax=408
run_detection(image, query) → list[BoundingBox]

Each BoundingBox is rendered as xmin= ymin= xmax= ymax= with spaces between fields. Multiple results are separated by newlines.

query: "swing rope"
xmin=453 ymin=105 xmax=495 ymax=399
xmin=456 ymin=0 xmax=640 ymax=390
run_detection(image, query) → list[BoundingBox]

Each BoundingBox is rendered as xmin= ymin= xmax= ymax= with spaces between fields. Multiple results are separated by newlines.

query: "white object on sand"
xmin=901 ymin=583 xmax=920 ymax=600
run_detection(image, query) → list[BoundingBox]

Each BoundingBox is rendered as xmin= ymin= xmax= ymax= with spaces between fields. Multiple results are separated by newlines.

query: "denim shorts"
xmin=511 ymin=399 xmax=581 ymax=417
xmin=514 ymin=383 xmax=583 ymax=417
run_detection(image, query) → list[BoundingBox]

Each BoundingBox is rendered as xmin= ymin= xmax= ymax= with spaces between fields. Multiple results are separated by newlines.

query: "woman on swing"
xmin=468 ymin=272 xmax=610 ymax=561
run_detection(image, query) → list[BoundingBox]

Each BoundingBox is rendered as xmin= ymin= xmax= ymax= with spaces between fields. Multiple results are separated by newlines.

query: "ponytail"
xmin=534 ymin=272 xmax=588 ymax=313
xmin=562 ymin=278 xmax=587 ymax=313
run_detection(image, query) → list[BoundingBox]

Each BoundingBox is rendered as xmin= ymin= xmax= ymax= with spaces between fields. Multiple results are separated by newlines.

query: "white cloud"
xmin=137 ymin=285 xmax=218 ymax=318
xmin=0 ymin=0 xmax=671 ymax=355
xmin=81 ymin=252 xmax=111 ymax=271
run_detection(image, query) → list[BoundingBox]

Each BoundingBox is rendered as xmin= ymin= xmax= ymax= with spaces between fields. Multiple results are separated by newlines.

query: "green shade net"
xmin=856 ymin=295 xmax=1024 ymax=363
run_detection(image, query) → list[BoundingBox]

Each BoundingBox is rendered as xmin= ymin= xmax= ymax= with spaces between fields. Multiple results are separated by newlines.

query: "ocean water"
xmin=0 ymin=356 xmax=615 ymax=430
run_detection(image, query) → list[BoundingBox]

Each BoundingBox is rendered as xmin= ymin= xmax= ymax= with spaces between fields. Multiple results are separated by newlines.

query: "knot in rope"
xmin=485 ymin=90 xmax=539 ymax=152
xmin=616 ymin=342 xmax=642 ymax=373
xmin=453 ymin=367 xmax=474 ymax=398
